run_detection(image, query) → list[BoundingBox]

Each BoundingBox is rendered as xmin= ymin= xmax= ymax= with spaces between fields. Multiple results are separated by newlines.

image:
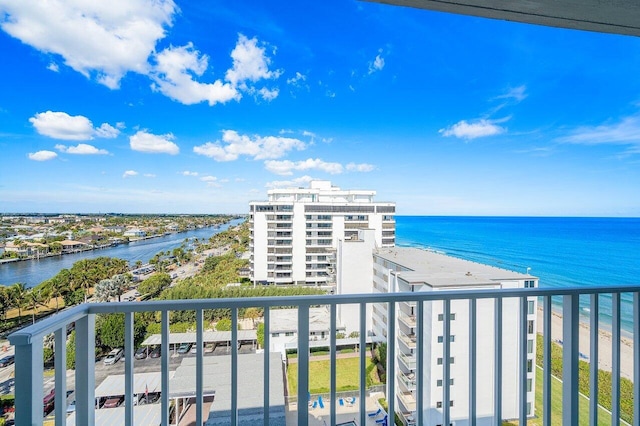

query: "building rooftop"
xmin=270 ymin=307 xmax=339 ymax=333
xmin=375 ymin=247 xmax=536 ymax=288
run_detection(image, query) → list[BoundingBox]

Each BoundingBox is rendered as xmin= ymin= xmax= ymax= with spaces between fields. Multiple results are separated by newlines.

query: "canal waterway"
xmin=0 ymin=218 xmax=245 ymax=288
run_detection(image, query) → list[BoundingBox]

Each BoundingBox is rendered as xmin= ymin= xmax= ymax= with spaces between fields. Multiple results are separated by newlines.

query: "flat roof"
xmin=175 ymin=353 xmax=285 ymax=424
xmin=270 ymin=307 xmax=338 ymax=333
xmin=66 ymin=404 xmax=160 ymax=425
xmin=375 ymin=247 xmax=536 ymax=288
xmin=94 ymin=372 xmax=172 ymax=399
xmin=141 ymin=330 xmax=256 ymax=347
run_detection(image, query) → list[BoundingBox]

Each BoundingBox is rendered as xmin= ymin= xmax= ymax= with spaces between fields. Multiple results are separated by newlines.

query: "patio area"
xmin=285 ymin=392 xmax=388 ymax=426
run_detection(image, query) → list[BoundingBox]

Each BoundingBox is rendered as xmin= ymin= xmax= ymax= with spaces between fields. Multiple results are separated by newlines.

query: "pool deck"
xmin=285 ymin=392 xmax=389 ymax=426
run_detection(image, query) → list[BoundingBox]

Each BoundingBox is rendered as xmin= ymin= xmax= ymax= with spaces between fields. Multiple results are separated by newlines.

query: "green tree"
xmin=9 ymin=283 xmax=28 ymax=323
xmin=66 ymin=331 xmax=76 ymax=370
xmin=138 ymin=273 xmax=171 ymax=296
xmin=0 ymin=287 xmax=9 ymax=322
xmin=256 ymin=322 xmax=265 ymax=349
xmin=96 ymin=313 xmax=145 ymax=349
xmin=215 ymin=318 xmax=232 ymax=331
xmin=243 ymin=307 xmax=261 ymax=328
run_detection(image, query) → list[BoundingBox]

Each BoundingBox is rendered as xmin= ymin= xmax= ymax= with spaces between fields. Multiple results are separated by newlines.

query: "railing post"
xmin=76 ymin=313 xmax=96 ymax=426
xmin=443 ymin=299 xmax=451 ymax=426
xmin=543 ymin=295 xmax=552 ymax=426
xmin=297 ymin=304 xmax=310 ymax=426
xmin=634 ymin=292 xmax=640 ymax=426
xmin=54 ymin=327 xmax=67 ymax=426
xmin=263 ymin=307 xmax=270 ymax=426
xmin=196 ymin=309 xmax=204 ymax=426
xmin=416 ymin=300 xmax=424 ymax=426
xmin=359 ymin=302 xmax=367 ymax=426
xmin=590 ymin=294 xmax=599 ymax=426
xmin=330 ymin=303 xmax=337 ymax=426
xmin=161 ymin=311 xmax=170 ymax=426
xmin=14 ymin=335 xmax=44 ymax=426
xmin=231 ymin=307 xmax=239 ymax=425
xmin=388 ymin=300 xmax=396 ymax=424
xmin=519 ymin=296 xmax=528 ymax=424
xmin=494 ymin=297 xmax=502 ymax=426
xmin=562 ymin=294 xmax=579 ymax=426
xmin=469 ymin=298 xmax=476 ymax=426
xmin=612 ymin=292 xmax=621 ymax=426
xmin=125 ymin=312 xmax=134 ymax=426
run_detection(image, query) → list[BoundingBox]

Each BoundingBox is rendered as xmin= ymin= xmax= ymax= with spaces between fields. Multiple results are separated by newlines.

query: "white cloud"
xmin=440 ymin=119 xmax=506 ymax=140
xmin=225 ymin=34 xmax=281 ymax=86
xmin=27 ymin=150 xmax=57 ymax=161
xmin=286 ymin=72 xmax=306 ymax=85
xmin=55 ymin=143 xmax=109 ymax=155
xmin=266 ymin=175 xmax=314 ymax=188
xmin=346 ymin=162 xmax=375 ymax=172
xmin=258 ymin=87 xmax=279 ymax=101
xmin=558 ymin=115 xmax=640 ymax=146
xmin=123 ymin=170 xmax=138 ymax=178
xmin=95 ymin=123 xmax=120 ymax=138
xmin=144 ymin=173 xmax=156 ymax=178
xmin=264 ymin=158 xmax=344 ymax=176
xmin=496 ymin=85 xmax=527 ymax=102
xmin=30 ymin=111 xmax=121 ymax=140
xmin=0 ymin=0 xmax=176 ymax=89
xmin=182 ymin=170 xmax=198 ymax=176
xmin=47 ymin=63 xmax=59 ymax=72
xmin=130 ymin=130 xmax=179 ymax=154
xmin=193 ymin=130 xmax=306 ymax=162
xmin=199 ymin=175 xmax=221 ymax=187
xmin=368 ymin=54 xmax=385 ymax=74
xmin=30 ymin=111 xmax=94 ymax=140
xmin=150 ymin=43 xmax=239 ymax=106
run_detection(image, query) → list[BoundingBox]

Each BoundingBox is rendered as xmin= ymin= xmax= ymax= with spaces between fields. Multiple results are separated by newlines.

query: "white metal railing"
xmin=8 ymin=285 xmax=640 ymax=426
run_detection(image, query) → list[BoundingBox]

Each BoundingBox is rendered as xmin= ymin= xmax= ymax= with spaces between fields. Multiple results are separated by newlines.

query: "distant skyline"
xmin=1 ymin=1 xmax=640 ymax=216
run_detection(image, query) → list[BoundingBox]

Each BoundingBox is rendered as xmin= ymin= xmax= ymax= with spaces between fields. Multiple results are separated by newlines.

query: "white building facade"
xmin=371 ymin=248 xmax=538 ymax=426
xmin=249 ymin=180 xmax=395 ymax=286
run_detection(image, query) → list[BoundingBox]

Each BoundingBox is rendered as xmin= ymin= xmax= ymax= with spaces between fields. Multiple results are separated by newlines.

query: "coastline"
xmin=536 ymin=306 xmax=634 ymax=381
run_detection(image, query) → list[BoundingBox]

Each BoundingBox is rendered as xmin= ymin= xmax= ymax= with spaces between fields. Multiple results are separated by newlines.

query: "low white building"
xmin=267 ymin=307 xmax=346 ymax=354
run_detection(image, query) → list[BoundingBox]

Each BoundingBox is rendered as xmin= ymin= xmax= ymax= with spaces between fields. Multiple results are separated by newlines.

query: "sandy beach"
xmin=536 ymin=307 xmax=635 ymax=381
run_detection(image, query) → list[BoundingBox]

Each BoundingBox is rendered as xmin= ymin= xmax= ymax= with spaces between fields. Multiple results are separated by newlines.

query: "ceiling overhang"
xmin=367 ymin=0 xmax=640 ymax=37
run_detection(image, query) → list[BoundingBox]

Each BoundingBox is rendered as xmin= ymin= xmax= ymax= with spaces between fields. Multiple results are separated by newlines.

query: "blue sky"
xmin=1 ymin=0 xmax=640 ymax=216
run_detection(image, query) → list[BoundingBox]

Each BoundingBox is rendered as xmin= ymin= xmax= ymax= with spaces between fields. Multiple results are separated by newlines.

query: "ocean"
xmin=395 ymin=216 xmax=640 ymax=333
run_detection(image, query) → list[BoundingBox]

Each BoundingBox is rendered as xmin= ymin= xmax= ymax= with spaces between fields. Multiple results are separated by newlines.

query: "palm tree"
xmin=10 ymin=283 xmax=28 ymax=324
xmin=0 ymin=287 xmax=9 ymax=322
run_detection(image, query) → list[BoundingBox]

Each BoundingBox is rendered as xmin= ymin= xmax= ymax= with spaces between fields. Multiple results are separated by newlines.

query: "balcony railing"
xmin=8 ymin=285 xmax=640 ymax=426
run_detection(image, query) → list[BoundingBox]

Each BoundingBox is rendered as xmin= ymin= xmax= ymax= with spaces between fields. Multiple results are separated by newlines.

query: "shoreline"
xmin=536 ymin=306 xmax=635 ymax=381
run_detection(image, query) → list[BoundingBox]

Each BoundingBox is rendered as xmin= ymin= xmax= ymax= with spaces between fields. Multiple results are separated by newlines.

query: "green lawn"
xmin=287 ymin=357 xmax=381 ymax=395
xmin=504 ymin=366 xmax=614 ymax=426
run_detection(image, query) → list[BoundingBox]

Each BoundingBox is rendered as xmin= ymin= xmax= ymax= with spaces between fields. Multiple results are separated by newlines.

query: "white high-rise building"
xmin=371 ymin=247 xmax=538 ymax=426
xmin=249 ymin=180 xmax=395 ymax=286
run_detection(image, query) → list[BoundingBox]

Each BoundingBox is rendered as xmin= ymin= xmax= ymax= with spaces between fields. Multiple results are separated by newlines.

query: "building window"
xmin=437 ymin=335 xmax=455 ymax=343
xmin=528 ymin=300 xmax=535 ymax=315
xmin=528 ymin=320 xmax=535 ymax=334
xmin=437 ymin=357 xmax=454 ymax=365
xmin=436 ymin=379 xmax=454 ymax=387
xmin=285 ymin=332 xmax=294 ymax=337
xmin=527 ymin=339 xmax=534 ymax=354
xmin=525 ymin=280 xmax=536 ymax=288
xmin=527 ymin=402 xmax=532 ymax=416
xmin=527 ymin=378 xmax=533 ymax=392
xmin=437 ymin=313 xmax=456 ymax=321
xmin=436 ymin=401 xmax=454 ymax=408
xmin=527 ymin=359 xmax=533 ymax=373
xmin=271 ymin=333 xmax=280 ymax=337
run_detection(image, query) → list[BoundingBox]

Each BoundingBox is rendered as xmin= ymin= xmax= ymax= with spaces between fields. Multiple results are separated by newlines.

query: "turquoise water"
xmin=395 ymin=216 xmax=640 ymax=333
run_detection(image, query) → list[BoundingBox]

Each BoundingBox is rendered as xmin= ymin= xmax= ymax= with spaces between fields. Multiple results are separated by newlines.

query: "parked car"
xmin=177 ymin=343 xmax=191 ymax=354
xmin=43 ymin=389 xmax=55 ymax=415
xmin=103 ymin=348 xmax=123 ymax=365
xmin=66 ymin=400 xmax=76 ymax=413
xmin=149 ymin=346 xmax=161 ymax=358
xmin=204 ymin=343 xmax=216 ymax=353
xmin=134 ymin=346 xmax=148 ymax=360
xmin=102 ymin=396 xmax=123 ymax=408
xmin=0 ymin=355 xmax=15 ymax=367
